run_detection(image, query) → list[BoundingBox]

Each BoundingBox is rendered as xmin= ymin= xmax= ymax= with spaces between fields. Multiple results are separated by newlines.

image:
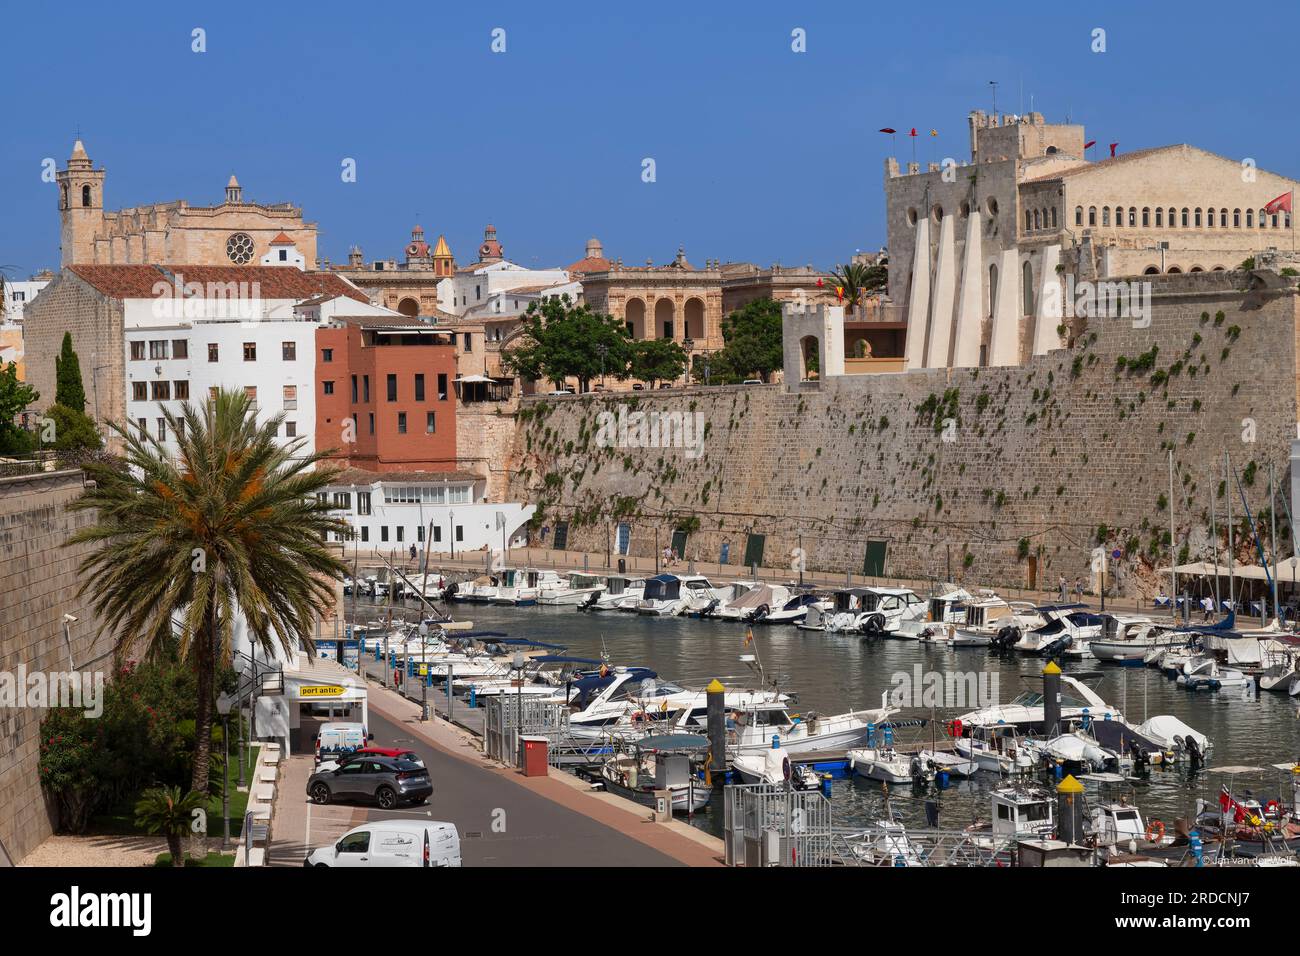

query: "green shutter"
xmin=863 ymin=540 xmax=887 ymax=577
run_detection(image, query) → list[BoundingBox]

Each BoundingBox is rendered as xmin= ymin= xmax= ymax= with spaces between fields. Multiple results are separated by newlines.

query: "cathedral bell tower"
xmin=56 ymin=139 xmax=105 ymax=267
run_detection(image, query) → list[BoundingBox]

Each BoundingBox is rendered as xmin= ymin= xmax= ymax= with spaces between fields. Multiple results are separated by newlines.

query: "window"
xmin=132 ymin=382 xmax=147 ymax=401
xmin=417 ymin=525 xmax=424 ymax=542
xmin=283 ymin=385 xmax=297 ymax=410
xmin=243 ymin=342 xmax=257 ymax=361
xmin=1247 ymin=208 xmax=1254 ymax=227
xmin=82 ymin=184 xmax=92 ymax=207
xmin=363 ymin=375 xmax=370 ymax=402
xmin=396 ymin=526 xmax=405 ymax=542
xmin=323 ymin=380 xmax=335 ymax=395
xmin=1234 ymin=208 xmax=1241 ymax=228
xmin=172 ymin=339 xmax=188 ymax=359
xmin=1128 ymin=208 xmax=1135 ymax=226
xmin=455 ymin=525 xmax=463 ymax=543
xmin=245 ymin=386 xmax=257 ymax=406
xmin=426 ymin=411 xmax=436 ymax=433
xmin=437 ymin=373 xmax=448 ymax=400
xmin=360 ymin=526 xmax=369 ymax=542
xmin=322 ymin=348 xmax=333 ymax=363
xmin=285 ymin=420 xmax=297 ymax=438
xmin=350 ymin=375 xmax=358 ymax=402
xmin=368 ymin=412 xmax=374 ymax=435
xmin=397 ymin=412 xmax=407 ymax=434
xmin=1088 ymin=206 xmax=1096 ymax=226
xmin=1101 ymin=207 xmax=1110 ymax=226
xmin=414 ymin=374 xmax=425 ymax=401
xmin=151 ymin=381 xmax=170 ymax=400
xmin=149 ymin=340 xmax=169 ymax=360
xmin=663 ymin=321 xmax=673 ymax=339
xmin=1155 ymin=208 xmax=1163 ymax=227
xmin=156 ymin=418 xmax=167 ymax=441
xmin=208 ymin=343 xmax=219 ymax=362
xmin=137 ymin=417 xmax=147 ymax=434
xmin=174 ymin=381 xmax=189 ymax=400
xmin=357 ymin=492 xmax=372 ymax=515
xmin=131 ymin=341 xmax=146 ymax=361
xmin=1194 ymin=208 xmax=1202 ymax=227
xmin=386 ymin=374 xmax=397 ymax=402
xmin=381 ymin=526 xmax=389 ymax=542
xmin=463 ymin=333 xmax=472 ymax=352
xmin=1181 ymin=208 xmax=1189 ymax=227
xmin=209 ymin=387 xmax=219 ymax=401
xmin=1025 ymin=210 xmax=1033 ymax=230
xmin=175 ymin=419 xmax=185 ymax=441
xmin=1022 ymin=260 xmax=1034 ymax=316
xmin=1050 ymin=207 xmax=1057 ymax=228
xmin=433 ymin=526 xmax=442 ymax=543
xmin=1141 ymin=207 xmax=1150 ymax=227
xmin=282 ymin=341 xmax=297 ymax=361
xmin=334 ymin=494 xmax=354 ymax=512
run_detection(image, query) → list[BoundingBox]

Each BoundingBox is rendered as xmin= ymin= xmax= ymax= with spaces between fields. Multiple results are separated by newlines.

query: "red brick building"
xmin=315 ymin=316 xmax=459 ymax=472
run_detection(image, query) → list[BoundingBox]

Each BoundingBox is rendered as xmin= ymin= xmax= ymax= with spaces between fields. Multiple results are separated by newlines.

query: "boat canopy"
xmin=728 ymin=584 xmax=782 ymax=611
xmin=643 ymin=575 xmax=682 ymax=600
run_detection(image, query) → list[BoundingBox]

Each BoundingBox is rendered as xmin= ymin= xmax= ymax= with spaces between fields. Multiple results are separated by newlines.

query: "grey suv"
xmin=306 ymin=756 xmax=432 ymax=809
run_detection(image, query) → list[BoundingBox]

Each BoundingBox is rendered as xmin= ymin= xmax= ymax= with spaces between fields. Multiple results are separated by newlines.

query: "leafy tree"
xmin=134 ymin=786 xmax=208 ymax=867
xmin=55 ymin=332 xmax=87 ymax=414
xmin=710 ymin=297 xmax=784 ymax=383
xmin=502 ymin=295 xmax=632 ymax=392
xmin=68 ymin=389 xmax=350 ymax=795
xmin=0 ymin=361 xmax=38 ymax=455
xmin=44 ymin=403 xmax=102 ymax=452
xmin=629 ymin=338 xmax=687 ymax=387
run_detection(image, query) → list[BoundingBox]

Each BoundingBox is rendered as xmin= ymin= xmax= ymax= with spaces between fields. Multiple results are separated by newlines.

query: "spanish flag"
xmin=744 ymin=627 xmax=754 ymax=646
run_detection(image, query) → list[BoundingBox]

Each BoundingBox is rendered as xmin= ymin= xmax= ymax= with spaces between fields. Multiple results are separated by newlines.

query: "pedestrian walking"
xmin=1074 ymin=577 xmax=1084 ymax=603
xmin=1058 ymin=575 xmax=1067 ymax=602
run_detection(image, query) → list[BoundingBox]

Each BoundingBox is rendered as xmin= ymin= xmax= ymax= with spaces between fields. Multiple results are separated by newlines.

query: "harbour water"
xmin=355 ymin=599 xmax=1300 ymax=837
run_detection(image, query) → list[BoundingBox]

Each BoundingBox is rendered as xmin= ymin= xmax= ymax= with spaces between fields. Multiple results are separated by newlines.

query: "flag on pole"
xmin=929 ymin=129 xmax=938 ymax=137
xmin=909 ymin=128 xmax=918 ymax=137
xmin=835 ymin=285 xmax=844 ymax=302
xmin=878 ymin=128 xmax=896 ymax=134
xmin=1109 ymin=142 xmax=1119 ymax=157
xmin=1083 ymin=140 xmax=1096 ymax=150
xmin=744 ymin=627 xmax=754 ymax=646
xmin=1265 ymin=191 xmax=1293 ymax=215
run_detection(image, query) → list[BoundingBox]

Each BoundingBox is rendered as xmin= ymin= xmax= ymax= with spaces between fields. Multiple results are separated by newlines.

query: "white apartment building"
xmin=437 ymin=260 xmax=573 ymax=316
xmin=2 ymin=274 xmax=51 ymax=324
xmin=319 ymin=469 xmax=534 ymax=555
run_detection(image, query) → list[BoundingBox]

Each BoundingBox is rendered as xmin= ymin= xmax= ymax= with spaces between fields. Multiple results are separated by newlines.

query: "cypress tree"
xmin=55 ymin=331 xmax=87 ymax=414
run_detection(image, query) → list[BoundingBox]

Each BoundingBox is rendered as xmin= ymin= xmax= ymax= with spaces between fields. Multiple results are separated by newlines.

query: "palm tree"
xmin=827 ymin=262 xmax=875 ymax=315
xmin=69 ymin=390 xmax=350 ymax=794
xmin=134 ymin=786 xmax=208 ymax=867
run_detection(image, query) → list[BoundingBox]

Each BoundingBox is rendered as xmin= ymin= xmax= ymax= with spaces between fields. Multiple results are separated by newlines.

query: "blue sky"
xmin=0 ymin=0 xmax=1288 ymax=276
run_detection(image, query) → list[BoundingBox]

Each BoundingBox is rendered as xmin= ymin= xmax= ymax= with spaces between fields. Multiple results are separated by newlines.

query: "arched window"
xmin=1221 ymin=208 xmax=1228 ymax=228
xmin=1075 ymin=206 xmax=1083 ymax=226
xmin=1026 ymin=210 xmax=1033 ymax=230
xmin=1022 ymin=260 xmax=1035 ymax=316
xmin=1194 ymin=208 xmax=1202 ymax=227
xmin=1167 ymin=266 xmax=1182 ymax=274
xmin=988 ymin=263 xmax=999 ymax=318
xmin=60 ymin=183 xmax=68 ymax=209
xmin=81 ymin=184 xmax=91 ymax=207
xmin=1088 ymin=206 xmax=1097 ymax=226
xmin=1247 ymin=209 xmax=1254 ymax=227
xmin=1233 ymin=208 xmax=1241 ymax=228
xmin=1050 ymin=207 xmax=1057 ymax=228
xmin=1128 ymin=207 xmax=1136 ymax=226
xmin=1102 ymin=206 xmax=1110 ymax=226
xmin=1143 ymin=266 xmax=1160 ymax=275
xmin=1168 ymin=207 xmax=1176 ymax=227
xmin=1181 ymin=208 xmax=1189 ymax=227
xmin=1142 ymin=207 xmax=1150 ymax=227
xmin=1155 ymin=208 xmax=1163 ymax=227
xmin=1273 ymin=214 xmax=1280 ymax=228
xmin=1260 ymin=209 xmax=1268 ymax=228
xmin=1033 ymin=209 xmax=1040 ymax=230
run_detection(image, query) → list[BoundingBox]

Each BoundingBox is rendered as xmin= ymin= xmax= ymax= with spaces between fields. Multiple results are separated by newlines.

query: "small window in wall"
xmin=463 ymin=333 xmax=473 ymax=352
xmin=1156 ymin=208 xmax=1163 ymax=227
xmin=149 ymin=340 xmax=169 ymax=360
xmin=1088 ymin=206 xmax=1096 ymax=226
xmin=357 ymin=491 xmax=371 ymax=515
xmin=282 ymin=341 xmax=297 ymax=361
xmin=437 ymin=373 xmax=448 ymax=400
xmin=360 ymin=526 xmax=369 ymax=542
xmin=396 ymin=527 xmax=404 ymax=542
xmin=285 ymin=421 xmax=297 ymax=438
xmin=130 ymin=341 xmax=146 ymax=361
xmin=1075 ymin=206 xmax=1083 ymax=226
xmin=414 ymin=374 xmax=425 ymax=401
xmin=397 ymin=412 xmax=407 ymax=434
xmin=616 ymin=522 xmax=631 ymax=555
xmin=283 ymin=385 xmax=297 ymax=410
xmin=386 ymin=374 xmax=397 ymax=402
xmin=172 ymin=339 xmax=188 ymax=359
xmin=322 ymin=348 xmax=333 ymax=362
xmin=1101 ymin=207 xmax=1110 ymax=226
xmin=368 ymin=412 xmax=374 ymax=435
xmin=132 ymin=382 xmax=147 ymax=401
xmin=323 ymin=380 xmax=335 ymax=395
xmin=433 ymin=526 xmax=442 ymax=543
xmin=243 ymin=342 xmax=257 ymax=361
xmin=426 ymin=412 xmax=435 ymax=433
xmin=244 ymin=386 xmax=257 ymax=405
xmin=363 ymin=375 xmax=370 ymax=402
xmin=208 ymin=343 xmax=219 ymax=362
xmin=455 ymin=525 xmax=463 ymax=543
xmin=380 ymin=526 xmax=389 ymax=542
xmin=151 ymin=381 xmax=170 ymax=400
xmin=174 ymin=381 xmax=189 ymax=400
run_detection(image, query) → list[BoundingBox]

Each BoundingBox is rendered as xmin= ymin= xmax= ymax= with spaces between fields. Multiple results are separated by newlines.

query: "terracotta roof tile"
xmin=67 ymin=264 xmax=370 ymax=303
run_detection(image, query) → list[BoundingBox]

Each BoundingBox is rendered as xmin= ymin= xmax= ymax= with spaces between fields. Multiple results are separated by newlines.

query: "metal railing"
xmin=483 ymin=695 xmax=569 ymax=765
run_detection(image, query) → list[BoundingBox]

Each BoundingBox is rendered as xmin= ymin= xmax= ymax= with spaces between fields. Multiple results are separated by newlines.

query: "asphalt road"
xmin=350 ymin=711 xmax=683 ymax=866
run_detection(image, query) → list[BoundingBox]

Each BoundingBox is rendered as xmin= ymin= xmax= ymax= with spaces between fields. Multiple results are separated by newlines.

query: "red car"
xmin=317 ymin=746 xmax=424 ymax=772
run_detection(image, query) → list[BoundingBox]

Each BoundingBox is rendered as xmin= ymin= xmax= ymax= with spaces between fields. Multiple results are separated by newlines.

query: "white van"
xmin=305 ymin=820 xmax=462 ymax=868
xmin=314 ymin=722 xmax=372 ymax=766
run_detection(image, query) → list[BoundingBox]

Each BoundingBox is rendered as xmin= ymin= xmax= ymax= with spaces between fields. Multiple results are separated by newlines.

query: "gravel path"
xmin=19 ymin=835 xmax=172 ymax=867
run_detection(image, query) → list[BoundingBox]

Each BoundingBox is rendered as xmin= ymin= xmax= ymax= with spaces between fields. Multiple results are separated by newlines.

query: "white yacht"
xmin=703 ymin=583 xmax=793 ymax=622
xmin=636 ymin=574 xmax=726 ymax=616
xmin=537 ymin=572 xmax=605 ymax=606
xmin=955 ymin=673 xmax=1123 ymax=732
xmin=1089 ymin=614 xmax=1182 ymax=664
xmin=586 ymin=575 xmax=646 ymax=611
xmin=1013 ymin=605 xmax=1103 ymax=657
xmin=731 ymin=744 xmax=821 ymax=790
xmin=952 ymin=596 xmax=1044 ymax=648
xmin=729 ymin=699 xmax=896 ymax=755
xmin=848 ymin=746 xmax=919 ymax=784
xmin=494 ymin=568 xmax=566 ymax=606
xmin=764 ymin=591 xmax=830 ymax=625
xmin=799 ymin=586 xmax=927 ymax=635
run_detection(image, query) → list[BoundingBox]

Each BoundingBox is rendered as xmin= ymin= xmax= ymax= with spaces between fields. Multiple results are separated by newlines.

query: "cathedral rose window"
xmin=226 ymin=232 xmax=255 ymax=264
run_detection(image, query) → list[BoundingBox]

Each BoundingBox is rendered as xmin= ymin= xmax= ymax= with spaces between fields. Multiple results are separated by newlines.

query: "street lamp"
xmin=216 ymin=691 xmax=234 ymax=851
xmin=683 ymin=337 xmax=694 ymax=387
xmin=419 ymin=621 xmax=430 ymax=721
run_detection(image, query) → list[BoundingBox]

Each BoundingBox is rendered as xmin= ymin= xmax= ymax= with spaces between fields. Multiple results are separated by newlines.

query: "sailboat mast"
xmin=1169 ymin=450 xmax=1178 ymax=622
xmin=1226 ymin=451 xmax=1235 ymax=613
xmin=1271 ymin=462 xmax=1281 ymax=624
xmin=1210 ymin=479 xmax=1220 ymax=612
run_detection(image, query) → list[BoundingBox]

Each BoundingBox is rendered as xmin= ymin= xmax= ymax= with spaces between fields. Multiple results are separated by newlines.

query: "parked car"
xmin=741 ymin=378 xmax=763 ymax=385
xmin=314 ymin=721 xmax=373 ymax=766
xmin=305 ymin=820 xmax=461 ymax=868
xmin=315 ymin=746 xmax=424 ymax=774
xmin=307 ymin=756 xmax=432 ymax=809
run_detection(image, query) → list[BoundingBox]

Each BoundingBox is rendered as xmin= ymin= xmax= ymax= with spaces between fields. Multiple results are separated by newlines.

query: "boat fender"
xmin=1145 ymin=819 xmax=1165 ymax=843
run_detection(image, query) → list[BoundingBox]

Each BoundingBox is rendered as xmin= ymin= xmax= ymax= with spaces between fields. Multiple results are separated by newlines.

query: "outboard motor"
xmin=700 ymin=598 xmax=720 ymax=618
xmin=1041 ymin=634 xmax=1073 ymax=658
xmin=579 ymin=590 xmax=601 ymax=612
xmin=992 ymin=626 xmax=1019 ymax=650
xmin=444 ymin=581 xmax=459 ymax=599
xmin=863 ymin=613 xmax=887 ymax=637
xmin=751 ymin=603 xmax=770 ymax=623
xmin=1184 ymin=734 xmax=1202 ymax=770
